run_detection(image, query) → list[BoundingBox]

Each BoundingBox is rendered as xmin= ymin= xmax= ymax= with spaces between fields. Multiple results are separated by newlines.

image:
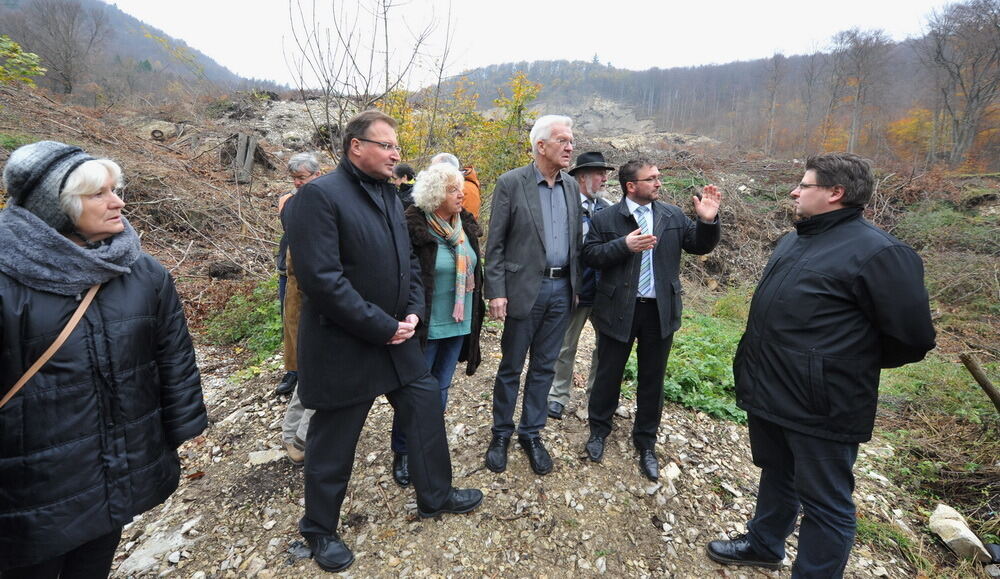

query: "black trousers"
xmin=299 ymin=371 xmax=452 ymax=537
xmin=1 ymin=527 xmax=122 ymax=579
xmin=588 ymin=300 xmax=673 ymax=450
xmin=746 ymin=414 xmax=859 ymax=578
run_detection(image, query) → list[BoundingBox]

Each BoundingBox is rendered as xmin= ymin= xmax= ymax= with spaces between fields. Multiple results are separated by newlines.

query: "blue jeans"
xmin=391 ymin=334 xmax=466 ymax=454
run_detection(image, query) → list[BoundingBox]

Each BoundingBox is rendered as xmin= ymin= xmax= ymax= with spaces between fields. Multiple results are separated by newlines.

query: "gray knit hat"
xmin=2 ymin=140 xmax=94 ymax=232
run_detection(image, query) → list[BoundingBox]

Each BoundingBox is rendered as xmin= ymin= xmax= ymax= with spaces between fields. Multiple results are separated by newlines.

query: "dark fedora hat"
xmin=568 ymin=151 xmax=616 ymax=175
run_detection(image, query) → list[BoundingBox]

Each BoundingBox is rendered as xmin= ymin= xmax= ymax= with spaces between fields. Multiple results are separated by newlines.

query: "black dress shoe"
xmin=547 ymin=400 xmax=564 ymax=420
xmin=392 ymin=452 xmax=409 ymax=487
xmin=706 ymin=533 xmax=782 ymax=570
xmin=485 ymin=434 xmax=511 ymax=473
xmin=305 ymin=532 xmax=355 ymax=572
xmin=418 ymin=487 xmax=484 ymax=518
xmin=275 ymin=371 xmax=297 ymax=395
xmin=584 ymin=435 xmax=605 ymax=462
xmin=518 ymin=436 xmax=553 ymax=475
xmin=638 ymin=448 xmax=659 ymax=481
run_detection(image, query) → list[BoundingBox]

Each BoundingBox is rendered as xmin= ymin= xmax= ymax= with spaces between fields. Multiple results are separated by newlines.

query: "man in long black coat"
xmin=286 ymin=110 xmax=483 ymax=573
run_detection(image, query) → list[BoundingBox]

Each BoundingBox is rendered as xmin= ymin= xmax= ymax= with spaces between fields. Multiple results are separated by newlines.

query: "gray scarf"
xmin=0 ymin=205 xmax=142 ymax=296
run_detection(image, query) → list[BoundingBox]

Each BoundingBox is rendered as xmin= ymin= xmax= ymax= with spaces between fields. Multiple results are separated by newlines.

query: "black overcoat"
xmin=286 ymin=158 xmax=426 ymax=410
xmin=582 ymin=198 xmax=720 ymax=342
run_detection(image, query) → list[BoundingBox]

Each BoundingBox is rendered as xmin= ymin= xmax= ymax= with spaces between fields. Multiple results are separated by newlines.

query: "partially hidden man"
xmin=706 ymin=153 xmax=935 ymax=577
xmin=286 ymin=110 xmax=483 ymax=574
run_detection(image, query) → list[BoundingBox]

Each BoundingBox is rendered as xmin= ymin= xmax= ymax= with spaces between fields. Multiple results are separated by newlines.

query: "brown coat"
xmin=404 ymin=205 xmax=485 ymax=375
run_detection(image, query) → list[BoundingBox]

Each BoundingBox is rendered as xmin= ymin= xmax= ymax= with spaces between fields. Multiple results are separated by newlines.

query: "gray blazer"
xmin=484 ymin=163 xmax=581 ymax=319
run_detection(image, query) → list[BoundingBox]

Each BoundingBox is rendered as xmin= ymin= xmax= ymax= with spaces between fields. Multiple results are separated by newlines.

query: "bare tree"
xmin=919 ymin=0 xmax=1000 ymax=165
xmin=799 ymin=51 xmax=826 ymax=153
xmin=21 ymin=0 xmax=109 ymax=94
xmin=285 ymin=0 xmax=433 ymax=159
xmin=832 ymin=28 xmax=892 ymax=153
xmin=763 ymin=53 xmax=785 ymax=156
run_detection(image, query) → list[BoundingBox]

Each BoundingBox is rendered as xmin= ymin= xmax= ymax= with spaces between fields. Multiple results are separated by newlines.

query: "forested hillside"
xmin=456 ymin=1 xmax=999 ymax=171
xmin=0 ymin=0 xmax=282 ymax=105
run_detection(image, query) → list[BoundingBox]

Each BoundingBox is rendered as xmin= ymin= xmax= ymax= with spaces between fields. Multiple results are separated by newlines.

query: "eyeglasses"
xmin=631 ymin=177 xmax=661 ymax=183
xmin=795 ymin=183 xmax=825 ymax=190
xmin=356 ymin=137 xmax=403 ymax=153
xmin=548 ymin=138 xmax=574 ymax=147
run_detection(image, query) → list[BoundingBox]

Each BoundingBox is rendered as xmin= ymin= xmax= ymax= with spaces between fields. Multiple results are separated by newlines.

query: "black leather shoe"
xmin=392 ymin=452 xmax=409 ymax=487
xmin=547 ymin=400 xmax=564 ymax=420
xmin=485 ymin=434 xmax=511 ymax=473
xmin=706 ymin=533 xmax=782 ymax=570
xmin=418 ymin=487 xmax=484 ymax=518
xmin=306 ymin=533 xmax=355 ymax=573
xmin=518 ymin=436 xmax=553 ymax=475
xmin=638 ymin=448 xmax=659 ymax=481
xmin=584 ymin=435 xmax=605 ymax=462
xmin=275 ymin=371 xmax=297 ymax=395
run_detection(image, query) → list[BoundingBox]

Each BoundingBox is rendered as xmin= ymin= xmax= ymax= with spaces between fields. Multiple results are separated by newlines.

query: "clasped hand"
xmin=388 ymin=313 xmax=419 ymax=345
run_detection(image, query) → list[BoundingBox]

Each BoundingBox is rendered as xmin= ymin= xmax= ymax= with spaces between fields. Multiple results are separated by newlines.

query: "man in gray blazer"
xmin=484 ymin=114 xmax=581 ymax=476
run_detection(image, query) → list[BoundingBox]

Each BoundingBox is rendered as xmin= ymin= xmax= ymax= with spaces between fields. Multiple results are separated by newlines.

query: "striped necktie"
xmin=636 ymin=205 xmax=653 ymax=296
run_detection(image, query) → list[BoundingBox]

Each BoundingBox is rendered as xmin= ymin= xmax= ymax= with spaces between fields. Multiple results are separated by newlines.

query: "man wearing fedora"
xmin=546 ymin=151 xmax=615 ymax=420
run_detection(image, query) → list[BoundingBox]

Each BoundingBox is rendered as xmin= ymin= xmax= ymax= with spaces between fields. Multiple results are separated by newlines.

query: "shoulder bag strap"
xmin=0 ymin=283 xmax=101 ymax=410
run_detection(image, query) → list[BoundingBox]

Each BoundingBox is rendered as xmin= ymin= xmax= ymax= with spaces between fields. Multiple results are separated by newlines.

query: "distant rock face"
xmin=539 ymin=96 xmax=658 ymax=137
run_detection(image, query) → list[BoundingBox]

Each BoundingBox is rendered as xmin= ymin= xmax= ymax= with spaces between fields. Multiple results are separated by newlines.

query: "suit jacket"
xmin=285 ymin=157 xmax=426 ymax=410
xmin=582 ymin=198 xmax=720 ymax=342
xmin=484 ymin=163 xmax=581 ymax=319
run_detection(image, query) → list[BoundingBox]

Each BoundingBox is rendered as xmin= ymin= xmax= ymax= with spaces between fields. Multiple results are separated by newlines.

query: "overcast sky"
xmin=104 ymin=0 xmax=953 ymax=89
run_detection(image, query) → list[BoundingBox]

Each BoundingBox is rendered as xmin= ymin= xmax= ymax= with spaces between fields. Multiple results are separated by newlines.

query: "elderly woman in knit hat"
xmin=386 ymin=162 xmax=485 ymax=487
xmin=0 ymin=141 xmax=207 ymax=577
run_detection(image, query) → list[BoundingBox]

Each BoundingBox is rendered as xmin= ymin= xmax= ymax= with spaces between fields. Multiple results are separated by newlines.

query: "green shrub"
xmin=659 ymin=172 xmax=708 ymax=198
xmin=881 ymin=353 xmax=998 ymax=423
xmin=711 ymin=285 xmax=753 ymax=323
xmin=894 ymin=200 xmax=998 ymax=255
xmin=621 ymin=309 xmax=746 ymax=422
xmin=0 ymin=131 xmax=34 ymax=150
xmin=204 ymin=276 xmax=282 ymax=364
xmin=663 ymin=312 xmax=746 ymax=422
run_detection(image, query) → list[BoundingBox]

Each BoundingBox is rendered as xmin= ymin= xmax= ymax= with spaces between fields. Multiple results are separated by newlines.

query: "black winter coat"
xmin=735 ymin=207 xmax=936 ymax=442
xmin=0 ymin=254 xmax=206 ymax=570
xmin=404 ymin=206 xmax=485 ymax=375
xmin=286 ymin=158 xmax=426 ymax=410
xmin=582 ymin=198 xmax=720 ymax=342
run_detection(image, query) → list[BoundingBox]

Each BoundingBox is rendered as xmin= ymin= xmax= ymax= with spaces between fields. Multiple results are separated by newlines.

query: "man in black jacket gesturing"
xmin=706 ymin=153 xmax=936 ymax=577
xmin=581 ymin=158 xmax=721 ymax=481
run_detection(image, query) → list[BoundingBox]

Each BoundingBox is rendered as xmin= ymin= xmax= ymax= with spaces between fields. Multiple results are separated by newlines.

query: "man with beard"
xmin=546 ymin=151 xmax=616 ymax=420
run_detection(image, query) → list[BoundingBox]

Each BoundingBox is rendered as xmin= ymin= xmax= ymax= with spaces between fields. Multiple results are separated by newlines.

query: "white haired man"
xmin=483 ymin=115 xmax=581 ymax=475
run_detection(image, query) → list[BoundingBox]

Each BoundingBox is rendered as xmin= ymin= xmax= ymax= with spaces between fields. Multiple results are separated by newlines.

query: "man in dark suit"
xmin=286 ymin=110 xmax=483 ymax=573
xmin=582 ymin=158 xmax=721 ymax=481
xmin=546 ymin=151 xmax=615 ymax=420
xmin=484 ymin=114 xmax=581 ymax=476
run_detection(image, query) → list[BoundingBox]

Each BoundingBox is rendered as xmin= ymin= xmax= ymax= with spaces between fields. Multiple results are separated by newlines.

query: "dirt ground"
xmin=111 ymin=324 xmax=927 ymax=578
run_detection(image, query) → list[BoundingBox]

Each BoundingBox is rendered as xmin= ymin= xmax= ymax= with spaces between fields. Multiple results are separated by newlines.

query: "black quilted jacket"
xmin=0 ymin=253 xmax=207 ymax=569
